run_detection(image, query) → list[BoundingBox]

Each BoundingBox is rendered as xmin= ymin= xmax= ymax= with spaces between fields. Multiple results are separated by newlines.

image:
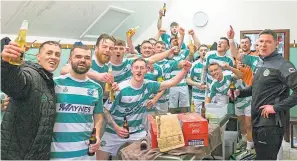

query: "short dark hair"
xmin=115 ymin=39 xmax=126 ymax=46
xmin=259 ymin=29 xmax=277 ymax=41
xmin=70 ymin=45 xmax=91 ymax=56
xmin=208 ymin=62 xmax=221 ymax=69
xmin=155 ymin=41 xmax=166 ymax=47
xmin=132 ymin=57 xmax=147 ymax=66
xmin=39 ymin=41 xmax=61 ymax=52
xmin=141 ymin=40 xmax=153 ymax=47
xmin=170 ymin=22 xmax=179 ymax=27
xmin=198 ymin=44 xmax=208 ymax=50
xmin=220 ymin=37 xmax=230 ymax=46
xmin=95 ymin=33 xmax=116 ymax=47
xmin=169 ymin=37 xmax=178 ymax=44
xmin=148 ymin=38 xmax=157 ymax=42
xmin=242 ymin=36 xmax=252 ymax=44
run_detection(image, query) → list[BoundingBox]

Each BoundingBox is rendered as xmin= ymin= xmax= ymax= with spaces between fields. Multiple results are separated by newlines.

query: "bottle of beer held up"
xmin=9 ymin=20 xmax=28 ymax=65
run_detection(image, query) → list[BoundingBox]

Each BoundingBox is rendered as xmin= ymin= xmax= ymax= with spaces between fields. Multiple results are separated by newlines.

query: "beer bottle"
xmin=163 ymin=3 xmax=166 ymax=16
xmin=9 ymin=20 xmax=28 ymax=65
xmin=229 ymin=80 xmax=237 ymax=103
xmin=104 ymin=64 xmax=112 ymax=92
xmin=123 ymin=116 xmax=130 ymax=139
xmin=140 ymin=138 xmax=148 ymax=150
xmin=127 ymin=26 xmax=140 ymax=38
xmin=201 ymin=102 xmax=206 ymax=119
xmin=190 ymin=100 xmax=195 ymax=113
xmin=87 ymin=128 xmax=97 ymax=156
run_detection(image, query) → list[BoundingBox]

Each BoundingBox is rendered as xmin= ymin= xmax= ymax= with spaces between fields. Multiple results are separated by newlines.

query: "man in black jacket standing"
xmin=1 ymin=40 xmax=61 ymax=159
xmin=229 ymin=27 xmax=297 ymax=160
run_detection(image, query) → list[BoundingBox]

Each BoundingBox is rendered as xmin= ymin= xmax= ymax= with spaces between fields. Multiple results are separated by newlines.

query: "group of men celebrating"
xmin=1 ymin=9 xmax=297 ymax=161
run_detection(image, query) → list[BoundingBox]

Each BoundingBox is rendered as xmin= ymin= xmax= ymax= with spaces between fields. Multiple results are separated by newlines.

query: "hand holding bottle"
xmin=1 ymin=42 xmax=22 ymax=63
xmin=114 ymin=124 xmax=129 ymax=139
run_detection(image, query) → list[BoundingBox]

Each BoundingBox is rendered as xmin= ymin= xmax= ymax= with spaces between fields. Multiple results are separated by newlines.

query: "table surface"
xmin=119 ymin=114 xmax=230 ymax=160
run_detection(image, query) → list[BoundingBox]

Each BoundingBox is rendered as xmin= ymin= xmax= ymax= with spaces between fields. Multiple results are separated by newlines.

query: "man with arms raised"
xmin=97 ymin=58 xmax=192 ymax=159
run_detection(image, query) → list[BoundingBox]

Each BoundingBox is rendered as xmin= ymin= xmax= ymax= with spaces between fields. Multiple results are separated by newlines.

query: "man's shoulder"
xmin=279 ymin=59 xmax=297 ymax=77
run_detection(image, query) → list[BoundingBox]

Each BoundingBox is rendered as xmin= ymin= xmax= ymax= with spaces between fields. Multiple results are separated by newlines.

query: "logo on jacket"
xmin=41 ymin=94 xmax=47 ymax=101
xmin=289 ymin=68 xmax=296 ymax=73
xmin=263 ymin=69 xmax=270 ymax=76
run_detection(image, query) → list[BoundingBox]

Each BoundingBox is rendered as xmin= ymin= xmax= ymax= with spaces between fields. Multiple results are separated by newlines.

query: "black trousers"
xmin=253 ymin=126 xmax=284 ymax=160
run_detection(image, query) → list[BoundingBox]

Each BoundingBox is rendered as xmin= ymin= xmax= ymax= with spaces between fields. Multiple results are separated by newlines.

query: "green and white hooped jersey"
xmin=145 ymin=63 xmax=163 ymax=81
xmin=51 ymin=74 xmax=104 ymax=160
xmin=188 ymin=60 xmax=206 ymax=101
xmin=105 ymin=79 xmax=160 ymax=134
xmin=110 ymin=58 xmax=134 ymax=83
xmin=90 ymin=55 xmax=108 ymax=88
xmin=234 ymin=79 xmax=251 ymax=109
xmin=157 ymin=59 xmax=179 ymax=102
xmin=205 ymin=51 xmax=234 ymax=98
xmin=209 ymin=74 xmax=234 ymax=104
xmin=171 ymin=49 xmax=190 ymax=86
xmin=144 ymin=63 xmax=164 ymax=112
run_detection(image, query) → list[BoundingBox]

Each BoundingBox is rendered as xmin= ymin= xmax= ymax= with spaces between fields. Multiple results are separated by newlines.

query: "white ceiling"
xmin=1 ymin=0 xmax=173 ymax=42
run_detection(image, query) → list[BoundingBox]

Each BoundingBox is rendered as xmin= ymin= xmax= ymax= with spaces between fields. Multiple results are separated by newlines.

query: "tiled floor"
xmin=282 ymin=140 xmax=297 ymax=160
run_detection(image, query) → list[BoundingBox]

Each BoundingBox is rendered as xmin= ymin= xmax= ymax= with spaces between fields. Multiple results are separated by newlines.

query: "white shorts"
xmin=156 ymin=101 xmax=169 ymax=114
xmin=50 ymin=155 xmax=95 ymax=160
xmin=169 ymin=86 xmax=190 ymax=108
xmin=99 ymin=131 xmax=147 ymax=156
xmin=235 ymin=105 xmax=251 ymax=116
xmin=193 ymin=99 xmax=203 ymax=113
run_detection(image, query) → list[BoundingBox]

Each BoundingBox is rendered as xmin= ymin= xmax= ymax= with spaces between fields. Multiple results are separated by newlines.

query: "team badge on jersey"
xmin=100 ymin=140 xmax=106 ymax=147
xmin=63 ymin=87 xmax=68 ymax=92
xmin=87 ymin=89 xmax=94 ymax=96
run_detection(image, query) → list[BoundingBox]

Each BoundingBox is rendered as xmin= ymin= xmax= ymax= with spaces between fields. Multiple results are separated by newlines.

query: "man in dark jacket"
xmin=229 ymin=28 xmax=297 ymax=160
xmin=1 ymin=40 xmax=62 ymax=159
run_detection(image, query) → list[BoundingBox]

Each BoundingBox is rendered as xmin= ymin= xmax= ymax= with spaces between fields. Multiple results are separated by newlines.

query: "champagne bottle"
xmin=9 ymin=20 xmax=28 ymax=65
xmin=123 ymin=116 xmax=130 ymax=139
xmin=87 ymin=128 xmax=97 ymax=156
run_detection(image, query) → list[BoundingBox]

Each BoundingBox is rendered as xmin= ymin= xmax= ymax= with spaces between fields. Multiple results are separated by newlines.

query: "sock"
xmin=246 ymin=141 xmax=254 ymax=150
xmin=241 ymin=134 xmax=247 ymax=142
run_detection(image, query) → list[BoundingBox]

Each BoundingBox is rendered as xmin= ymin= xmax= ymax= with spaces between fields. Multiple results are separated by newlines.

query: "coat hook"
xmin=31 ymin=40 xmax=37 ymax=47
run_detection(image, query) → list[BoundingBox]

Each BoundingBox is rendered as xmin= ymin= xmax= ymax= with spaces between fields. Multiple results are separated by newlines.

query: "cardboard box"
xmin=177 ymin=113 xmax=209 ymax=147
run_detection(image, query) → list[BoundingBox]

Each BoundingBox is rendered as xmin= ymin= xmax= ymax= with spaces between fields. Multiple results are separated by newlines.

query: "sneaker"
xmin=237 ymin=140 xmax=247 ymax=150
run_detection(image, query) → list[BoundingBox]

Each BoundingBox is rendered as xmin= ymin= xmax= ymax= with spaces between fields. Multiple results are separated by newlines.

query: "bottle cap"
xmin=20 ymin=20 xmax=28 ymax=30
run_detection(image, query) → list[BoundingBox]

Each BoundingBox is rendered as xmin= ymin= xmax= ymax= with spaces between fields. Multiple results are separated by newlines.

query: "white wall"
xmin=0 ymin=34 xmax=96 ymax=45
xmin=135 ymin=0 xmax=297 ymax=45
